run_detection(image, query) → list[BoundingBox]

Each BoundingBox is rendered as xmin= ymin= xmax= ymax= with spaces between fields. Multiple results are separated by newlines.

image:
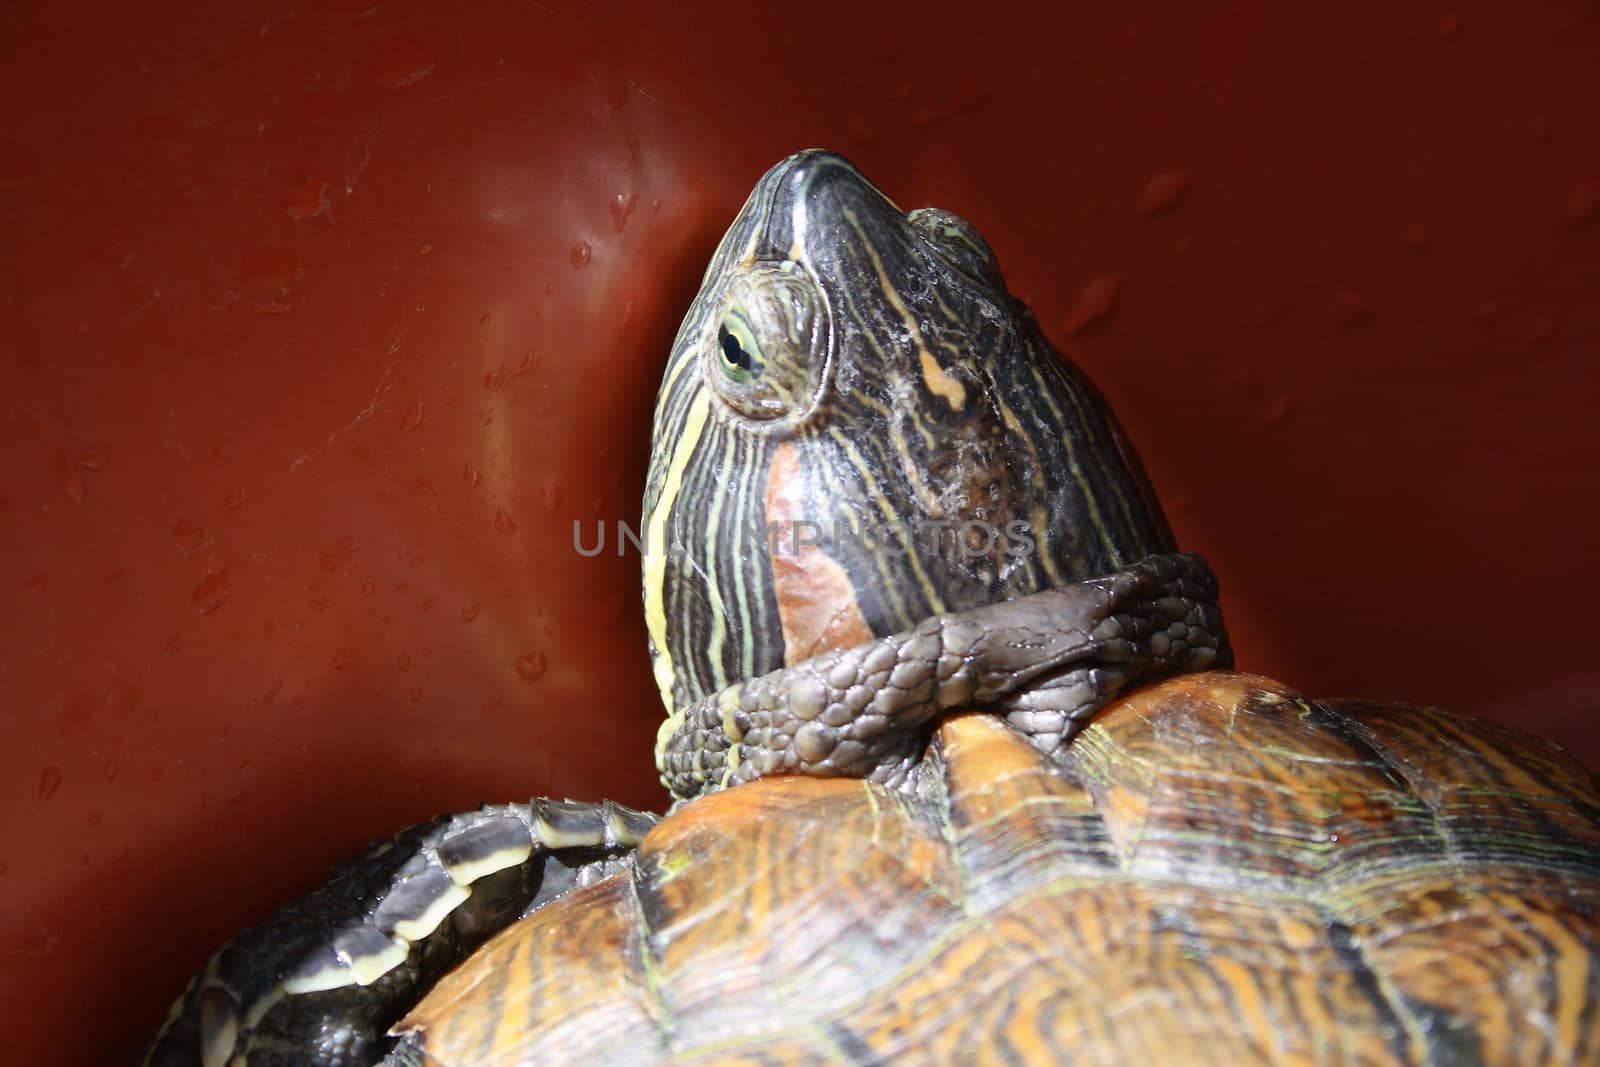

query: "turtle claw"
xmin=660 ymin=552 xmax=1229 ymax=799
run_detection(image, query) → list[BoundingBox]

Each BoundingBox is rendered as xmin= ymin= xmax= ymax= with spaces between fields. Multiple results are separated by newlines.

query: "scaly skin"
xmin=659 ymin=552 xmax=1228 ymax=799
xmin=143 ymin=150 xmax=1229 ymax=1067
xmin=142 ymin=801 xmax=655 ymax=1067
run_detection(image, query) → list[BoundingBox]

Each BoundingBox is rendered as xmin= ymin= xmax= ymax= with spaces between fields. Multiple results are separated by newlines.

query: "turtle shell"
xmin=396 ymin=672 xmax=1600 ymax=1065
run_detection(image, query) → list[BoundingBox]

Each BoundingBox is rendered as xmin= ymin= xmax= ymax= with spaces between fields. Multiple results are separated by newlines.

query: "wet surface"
xmin=0 ymin=2 xmax=1596 ymax=1063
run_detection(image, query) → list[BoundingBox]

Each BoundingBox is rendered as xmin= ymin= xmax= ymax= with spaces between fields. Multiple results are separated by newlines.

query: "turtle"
xmin=143 ymin=150 xmax=1600 ymax=1067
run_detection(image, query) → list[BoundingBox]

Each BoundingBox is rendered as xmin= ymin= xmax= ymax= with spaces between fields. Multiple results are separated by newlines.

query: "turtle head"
xmin=643 ymin=149 xmax=1173 ymax=722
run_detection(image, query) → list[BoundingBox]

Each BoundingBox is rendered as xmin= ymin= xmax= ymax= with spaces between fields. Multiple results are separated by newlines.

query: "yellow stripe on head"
xmin=644 ymin=389 xmax=712 ymax=717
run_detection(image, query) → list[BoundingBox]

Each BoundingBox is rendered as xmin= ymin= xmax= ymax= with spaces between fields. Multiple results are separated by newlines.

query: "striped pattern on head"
xmin=643 ymin=150 xmax=1173 ymax=732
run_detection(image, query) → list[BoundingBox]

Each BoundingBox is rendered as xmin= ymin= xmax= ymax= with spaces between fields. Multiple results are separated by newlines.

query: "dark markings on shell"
xmin=399 ymin=674 xmax=1600 ymax=1066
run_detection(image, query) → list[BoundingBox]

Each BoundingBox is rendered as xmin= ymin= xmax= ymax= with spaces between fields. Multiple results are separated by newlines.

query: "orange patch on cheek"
xmin=765 ymin=442 xmax=874 ymax=663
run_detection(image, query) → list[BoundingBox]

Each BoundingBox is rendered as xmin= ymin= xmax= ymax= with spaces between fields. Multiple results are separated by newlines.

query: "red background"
xmin=2 ymin=3 xmax=1596 ymax=1063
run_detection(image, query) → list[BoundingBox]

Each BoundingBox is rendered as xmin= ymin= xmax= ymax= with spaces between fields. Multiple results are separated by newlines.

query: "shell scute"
xmin=396 ymin=872 xmax=662 ymax=1065
xmin=402 ymin=672 xmax=1600 ymax=1064
xmin=633 ymin=776 xmax=965 ymax=1051
xmin=936 ymin=712 xmax=1120 ymax=909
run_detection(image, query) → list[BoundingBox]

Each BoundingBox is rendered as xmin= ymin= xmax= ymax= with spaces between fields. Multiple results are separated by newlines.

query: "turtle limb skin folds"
xmin=141 ymin=798 xmax=656 ymax=1067
xmin=659 ymin=552 xmax=1230 ymax=800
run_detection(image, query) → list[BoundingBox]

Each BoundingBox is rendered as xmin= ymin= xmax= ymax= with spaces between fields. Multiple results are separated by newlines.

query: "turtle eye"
xmin=716 ymin=316 xmax=763 ymax=384
xmin=706 ymin=267 xmax=826 ymax=422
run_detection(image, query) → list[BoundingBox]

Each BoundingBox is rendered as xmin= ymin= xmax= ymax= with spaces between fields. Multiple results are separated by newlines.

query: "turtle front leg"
xmin=990 ymin=551 xmax=1232 ymax=758
xmin=142 ymin=798 xmax=657 ymax=1067
xmin=659 ymin=552 xmax=1230 ymax=800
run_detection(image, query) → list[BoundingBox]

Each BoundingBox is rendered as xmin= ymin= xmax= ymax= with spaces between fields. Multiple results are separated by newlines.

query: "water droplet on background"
xmin=171 ymin=518 xmax=204 ymax=555
xmin=38 ymin=766 xmax=63 ymax=802
xmin=515 ymin=652 xmax=548 ymax=682
xmin=396 ymin=653 xmax=411 ymax=672
xmin=57 ymin=693 xmax=94 ymax=736
xmin=222 ymin=489 xmax=247 ymax=512
xmin=401 ymin=399 xmax=425 ymax=432
xmin=1567 ymin=177 xmax=1599 ymax=226
xmin=374 ymin=38 xmax=436 ymax=89
xmin=191 ymin=572 xmax=229 ymax=615
xmin=494 ymin=509 xmax=517 ymax=536
xmin=283 ymin=175 xmax=333 ymax=221
xmin=1330 ymin=288 xmax=1368 ymax=329
xmin=331 ymin=648 xmax=352 ymax=671
xmin=483 ymin=351 xmax=538 ymax=392
xmin=1264 ymin=395 xmax=1292 ymax=428
xmin=54 ymin=450 xmax=85 ymax=504
xmin=608 ymin=193 xmax=637 ymax=234
xmin=569 ymin=241 xmax=592 ymax=270
xmin=1061 ymin=274 xmax=1123 ymax=336
xmin=461 ymin=601 xmax=481 ymax=623
xmin=1137 ymin=170 xmax=1191 ymax=217
xmin=319 ymin=536 xmax=360 ymax=572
